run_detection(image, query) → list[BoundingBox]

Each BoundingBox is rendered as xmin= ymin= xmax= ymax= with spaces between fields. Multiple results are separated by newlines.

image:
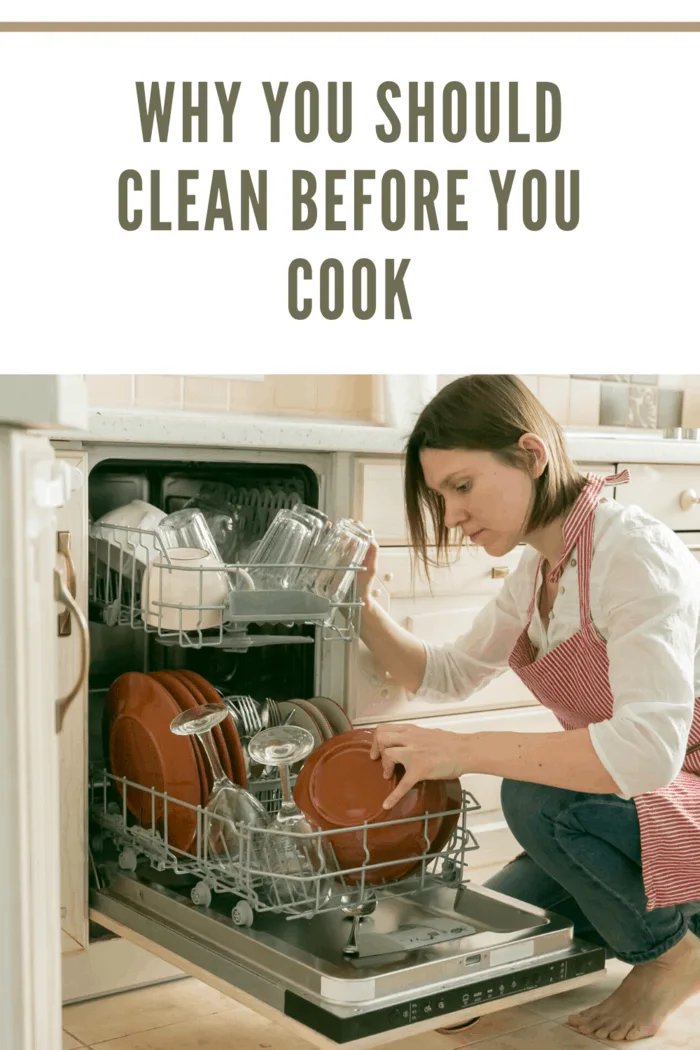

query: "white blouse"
xmin=415 ymin=498 xmax=700 ymax=800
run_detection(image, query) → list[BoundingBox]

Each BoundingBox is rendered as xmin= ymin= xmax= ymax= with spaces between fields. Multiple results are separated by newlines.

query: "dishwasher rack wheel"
xmin=118 ymin=847 xmax=139 ymax=872
xmin=191 ymin=881 xmax=213 ymax=908
xmin=231 ymin=901 xmax=254 ymax=927
xmin=440 ymin=858 xmax=462 ymax=886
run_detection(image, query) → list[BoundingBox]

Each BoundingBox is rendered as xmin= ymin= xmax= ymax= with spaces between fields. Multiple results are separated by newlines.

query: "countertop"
xmin=51 ymin=407 xmax=700 ymax=465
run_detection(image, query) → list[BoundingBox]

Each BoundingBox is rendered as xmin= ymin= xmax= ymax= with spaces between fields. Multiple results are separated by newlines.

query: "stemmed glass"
xmin=248 ymin=726 xmax=334 ymax=908
xmin=170 ymin=704 xmax=269 ymax=868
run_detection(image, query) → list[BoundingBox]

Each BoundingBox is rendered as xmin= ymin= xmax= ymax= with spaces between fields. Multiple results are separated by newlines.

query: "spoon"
xmin=340 ymin=890 xmax=377 ymax=956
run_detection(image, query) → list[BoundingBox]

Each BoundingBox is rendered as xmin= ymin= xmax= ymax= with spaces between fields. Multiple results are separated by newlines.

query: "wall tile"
xmin=183 ymin=376 xmax=229 ymax=411
xmin=599 ymin=382 xmax=629 ymax=426
xmin=317 ymin=375 xmax=374 ymax=419
xmin=627 ymin=384 xmax=658 ymax=428
xmin=272 ymin=374 xmax=319 ymax=414
xmin=657 ymin=388 xmax=684 ymax=429
xmin=134 ymin=375 xmax=183 ymax=409
xmin=517 ymin=375 xmax=539 ymax=396
xmin=84 ymin=374 xmax=134 ymax=406
xmin=228 ymin=378 xmax=276 ymax=414
xmin=538 ymin=376 xmax=570 ymax=425
xmin=682 ymin=376 xmax=700 ymax=428
xmin=658 ymin=374 xmax=685 ymax=389
xmin=568 ymin=379 xmax=600 ymax=427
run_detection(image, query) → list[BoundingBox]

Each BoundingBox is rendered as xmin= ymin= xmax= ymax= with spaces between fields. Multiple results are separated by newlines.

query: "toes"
xmin=626 ymin=1023 xmax=658 ymax=1041
xmin=606 ymin=1022 xmax=635 ymax=1042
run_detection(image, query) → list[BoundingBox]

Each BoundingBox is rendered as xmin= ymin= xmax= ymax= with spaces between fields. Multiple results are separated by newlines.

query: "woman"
xmin=360 ymin=375 xmax=700 ymax=1043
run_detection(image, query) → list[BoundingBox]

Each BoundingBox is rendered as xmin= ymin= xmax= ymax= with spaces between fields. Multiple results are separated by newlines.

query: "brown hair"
xmin=405 ymin=375 xmax=587 ymax=567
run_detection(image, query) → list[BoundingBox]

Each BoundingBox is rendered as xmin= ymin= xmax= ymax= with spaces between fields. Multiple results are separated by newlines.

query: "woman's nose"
xmin=443 ymin=499 xmax=468 ymax=530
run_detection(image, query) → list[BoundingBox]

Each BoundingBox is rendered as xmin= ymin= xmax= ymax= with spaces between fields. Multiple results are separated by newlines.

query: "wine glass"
xmin=248 ymin=726 xmax=334 ymax=909
xmin=170 ymin=704 xmax=269 ymax=869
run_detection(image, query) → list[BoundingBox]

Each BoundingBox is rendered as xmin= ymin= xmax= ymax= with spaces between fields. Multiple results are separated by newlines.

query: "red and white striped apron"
xmin=508 ymin=472 xmax=700 ymax=910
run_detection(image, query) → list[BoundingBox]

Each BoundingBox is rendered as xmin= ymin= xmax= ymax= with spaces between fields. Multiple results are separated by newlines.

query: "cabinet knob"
xmin=680 ymin=489 xmax=700 ymax=511
xmin=371 ymin=588 xmax=381 ymax=598
xmin=491 ymin=565 xmax=510 ymax=579
xmin=383 ymin=572 xmax=394 ymax=582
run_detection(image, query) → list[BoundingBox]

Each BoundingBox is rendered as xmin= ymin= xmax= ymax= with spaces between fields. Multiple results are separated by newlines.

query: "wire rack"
xmin=89 ymin=523 xmax=364 ymax=650
xmin=90 ymin=770 xmax=481 ymax=925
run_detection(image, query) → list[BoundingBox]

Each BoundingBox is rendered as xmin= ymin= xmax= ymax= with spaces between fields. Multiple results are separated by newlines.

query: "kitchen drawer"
xmin=355 ymin=456 xmax=615 ymax=547
xmin=353 ymin=457 xmax=460 ymax=546
xmin=616 ymin=463 xmax=700 ymax=531
xmin=374 ymin=544 xmax=524 ymax=599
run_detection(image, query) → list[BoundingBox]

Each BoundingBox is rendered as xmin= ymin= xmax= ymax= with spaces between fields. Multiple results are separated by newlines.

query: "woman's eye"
xmin=456 ymin=483 xmax=471 ymax=493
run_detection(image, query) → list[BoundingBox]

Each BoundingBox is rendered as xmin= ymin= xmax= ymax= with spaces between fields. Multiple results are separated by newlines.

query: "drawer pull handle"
xmin=680 ymin=490 xmax=700 ymax=511
xmin=491 ymin=566 xmax=510 ymax=579
xmin=54 ymin=566 xmax=89 ymax=733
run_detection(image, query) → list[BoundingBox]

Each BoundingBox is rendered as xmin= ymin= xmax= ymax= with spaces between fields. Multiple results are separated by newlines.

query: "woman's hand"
xmin=369 ymin=724 xmax=469 ymax=809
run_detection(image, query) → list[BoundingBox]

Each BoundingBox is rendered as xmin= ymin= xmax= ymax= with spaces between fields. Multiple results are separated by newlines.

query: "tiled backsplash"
xmin=84 ymin=373 xmax=700 ymax=430
xmin=84 ymin=374 xmax=380 ymax=423
xmin=440 ymin=375 xmax=698 ymax=429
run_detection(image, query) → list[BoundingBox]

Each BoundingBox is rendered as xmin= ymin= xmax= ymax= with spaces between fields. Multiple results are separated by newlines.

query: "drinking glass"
xmin=181 ymin=483 xmax=244 ymax=564
xmin=247 ymin=508 xmax=316 ymax=589
xmin=170 ymin=704 xmax=269 ymax=868
xmin=157 ymin=509 xmax=224 ymax=562
xmin=303 ymin=518 xmax=372 ymax=604
xmin=248 ymin=726 xmax=333 ymax=908
xmin=294 ymin=507 xmax=333 ymax=589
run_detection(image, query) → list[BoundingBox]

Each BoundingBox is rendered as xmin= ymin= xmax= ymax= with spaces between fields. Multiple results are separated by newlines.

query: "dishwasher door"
xmin=90 ymin=869 xmax=606 ymax=1049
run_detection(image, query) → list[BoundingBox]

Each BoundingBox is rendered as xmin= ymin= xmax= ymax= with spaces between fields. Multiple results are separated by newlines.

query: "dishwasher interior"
xmin=86 ymin=453 xmax=607 ymax=1045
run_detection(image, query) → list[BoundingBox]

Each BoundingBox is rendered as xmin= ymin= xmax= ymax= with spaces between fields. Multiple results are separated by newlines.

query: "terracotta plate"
xmin=176 ymin=669 xmax=247 ymax=788
xmin=293 ymin=698 xmax=334 ymax=741
xmin=106 ymin=672 xmax=201 ymax=854
xmin=308 ymin=695 xmax=353 ymax=735
xmin=294 ymin=728 xmax=446 ymax=885
xmin=277 ymin=700 xmax=324 ymax=749
xmin=148 ymin=671 xmax=212 ymax=798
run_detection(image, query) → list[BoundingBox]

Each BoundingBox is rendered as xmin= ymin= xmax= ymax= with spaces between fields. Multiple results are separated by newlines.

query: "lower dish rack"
xmin=90 ymin=770 xmax=481 ymax=927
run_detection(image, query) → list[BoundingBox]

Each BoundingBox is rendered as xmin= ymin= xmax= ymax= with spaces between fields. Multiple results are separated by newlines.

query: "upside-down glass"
xmin=157 ymin=509 xmax=224 ymax=562
xmin=170 ymin=704 xmax=269 ymax=867
xmin=248 ymin=726 xmax=333 ymax=908
xmin=247 ymin=508 xmax=316 ymax=589
xmin=303 ymin=518 xmax=372 ymax=604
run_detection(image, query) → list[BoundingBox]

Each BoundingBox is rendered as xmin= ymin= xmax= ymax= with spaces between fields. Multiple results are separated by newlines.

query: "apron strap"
xmin=546 ymin=469 xmax=630 ymax=584
xmin=525 ymin=469 xmax=631 ymax=620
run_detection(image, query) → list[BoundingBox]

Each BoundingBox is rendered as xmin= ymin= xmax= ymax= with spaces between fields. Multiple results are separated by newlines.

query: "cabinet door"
xmin=615 ymin=463 xmax=700 ymax=531
xmin=56 ymin=451 xmax=90 ymax=953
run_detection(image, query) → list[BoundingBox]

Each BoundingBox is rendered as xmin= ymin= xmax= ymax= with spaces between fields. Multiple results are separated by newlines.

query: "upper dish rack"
xmin=88 ymin=523 xmax=364 ymax=650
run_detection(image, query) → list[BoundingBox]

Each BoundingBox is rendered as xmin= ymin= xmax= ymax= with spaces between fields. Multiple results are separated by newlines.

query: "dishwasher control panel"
xmin=285 ymin=942 xmax=606 ymax=1043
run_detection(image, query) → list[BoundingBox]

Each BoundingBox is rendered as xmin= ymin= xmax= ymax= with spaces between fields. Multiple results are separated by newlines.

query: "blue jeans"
xmin=482 ymin=779 xmax=700 ymax=965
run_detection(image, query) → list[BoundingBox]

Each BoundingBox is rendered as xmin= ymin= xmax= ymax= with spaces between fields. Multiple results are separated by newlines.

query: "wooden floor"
xmin=62 ymin=960 xmax=700 ymax=1049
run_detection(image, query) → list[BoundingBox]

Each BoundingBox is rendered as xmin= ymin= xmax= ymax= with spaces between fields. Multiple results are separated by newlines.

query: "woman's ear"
xmin=518 ymin=433 xmax=549 ymax=479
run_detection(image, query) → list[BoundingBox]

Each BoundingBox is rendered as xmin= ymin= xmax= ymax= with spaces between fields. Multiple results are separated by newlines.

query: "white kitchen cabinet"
xmin=375 ymin=544 xmax=522 ymax=599
xmin=616 ymin=462 xmax=700 ymax=530
xmin=56 ymin=451 xmax=90 ymax=954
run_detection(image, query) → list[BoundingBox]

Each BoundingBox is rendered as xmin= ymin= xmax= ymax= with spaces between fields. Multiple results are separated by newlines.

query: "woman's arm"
xmin=358 ymin=539 xmax=534 ymax=699
xmin=370 ymin=724 xmax=620 ymax=809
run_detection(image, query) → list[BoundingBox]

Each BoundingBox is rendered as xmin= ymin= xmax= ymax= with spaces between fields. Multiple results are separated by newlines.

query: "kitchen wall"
xmin=439 ymin=374 xmax=698 ymax=429
xmin=83 ymin=374 xmax=381 ymax=423
xmin=83 ymin=373 xmax=700 ymax=429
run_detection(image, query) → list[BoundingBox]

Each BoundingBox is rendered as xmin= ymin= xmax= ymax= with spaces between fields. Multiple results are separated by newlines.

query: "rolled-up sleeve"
xmin=414 ymin=556 xmax=532 ymax=703
xmin=588 ymin=527 xmax=699 ymax=799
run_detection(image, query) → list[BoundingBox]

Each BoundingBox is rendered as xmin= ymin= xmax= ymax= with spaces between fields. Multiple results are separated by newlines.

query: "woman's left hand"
xmin=369 ymin=724 xmax=469 ymax=809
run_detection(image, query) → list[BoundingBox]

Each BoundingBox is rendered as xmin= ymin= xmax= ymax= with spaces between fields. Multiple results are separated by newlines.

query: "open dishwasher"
xmin=84 ymin=451 xmax=606 ymax=1047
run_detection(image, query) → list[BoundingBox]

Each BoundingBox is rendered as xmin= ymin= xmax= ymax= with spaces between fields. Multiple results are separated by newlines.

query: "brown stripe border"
xmin=1 ymin=22 xmax=700 ymax=32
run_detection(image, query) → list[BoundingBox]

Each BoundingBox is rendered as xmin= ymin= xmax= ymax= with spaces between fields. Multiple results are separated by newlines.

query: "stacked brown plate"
xmin=104 ymin=670 xmax=247 ymax=854
xmin=277 ymin=696 xmax=353 ymax=748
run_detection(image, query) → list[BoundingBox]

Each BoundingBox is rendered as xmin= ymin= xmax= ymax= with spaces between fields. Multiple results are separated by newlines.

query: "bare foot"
xmin=567 ymin=931 xmax=700 ymax=1041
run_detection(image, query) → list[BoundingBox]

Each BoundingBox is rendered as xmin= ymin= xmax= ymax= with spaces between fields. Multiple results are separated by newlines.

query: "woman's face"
xmin=419 ymin=445 xmax=541 ymax=557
